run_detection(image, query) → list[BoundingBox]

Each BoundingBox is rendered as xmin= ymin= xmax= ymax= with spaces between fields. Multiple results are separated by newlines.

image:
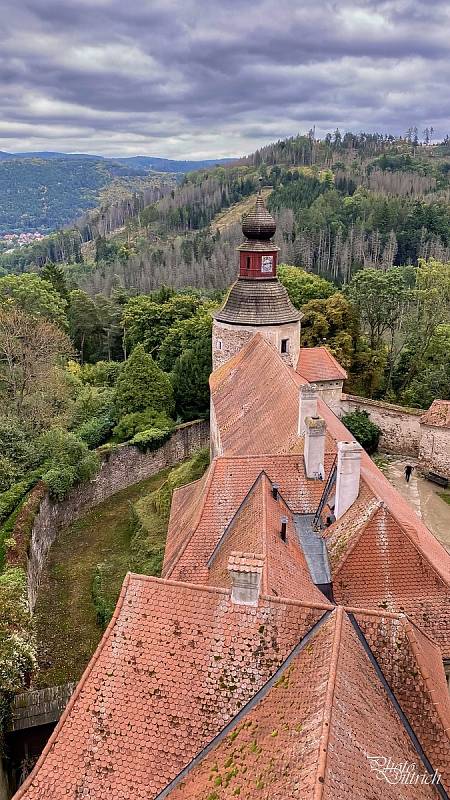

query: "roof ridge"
xmin=313 ymin=605 xmax=343 ymax=799
xmin=207 ymin=470 xmax=267 ymax=568
xmin=13 ymin=572 xmax=134 ymax=799
xmin=261 ymin=474 xmax=269 ymax=595
xmin=154 ymin=609 xmax=333 ymax=800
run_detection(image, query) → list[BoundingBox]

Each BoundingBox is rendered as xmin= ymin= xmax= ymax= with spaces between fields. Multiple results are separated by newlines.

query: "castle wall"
xmin=419 ymin=426 xmax=450 ymax=478
xmin=27 ymin=420 xmax=210 ymax=612
xmin=340 ymin=394 xmax=423 ymax=455
xmin=212 ymin=319 xmax=301 ymax=371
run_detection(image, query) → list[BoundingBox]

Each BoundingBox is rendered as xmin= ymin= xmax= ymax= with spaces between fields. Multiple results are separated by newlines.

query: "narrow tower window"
xmin=217 ymin=339 xmax=223 ymax=351
xmin=246 ymin=256 xmax=251 ymax=270
xmin=281 ymin=339 xmax=289 ymax=354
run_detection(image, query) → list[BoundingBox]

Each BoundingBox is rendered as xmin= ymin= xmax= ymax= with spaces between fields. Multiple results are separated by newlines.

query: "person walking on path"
xmin=405 ymin=464 xmax=413 ymax=483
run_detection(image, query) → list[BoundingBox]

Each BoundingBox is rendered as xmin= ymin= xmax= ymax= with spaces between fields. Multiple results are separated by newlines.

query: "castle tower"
xmin=212 ymin=184 xmax=302 ymax=370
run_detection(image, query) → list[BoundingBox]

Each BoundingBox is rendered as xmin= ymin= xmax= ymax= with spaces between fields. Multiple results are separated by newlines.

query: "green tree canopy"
xmin=122 ymin=294 xmax=206 ymax=355
xmin=158 ymin=311 xmax=213 ymax=371
xmin=278 ymin=265 xmax=335 ymax=308
xmin=114 ymin=344 xmax=174 ymax=417
xmin=0 ymin=273 xmax=68 ymax=326
xmin=67 ymin=290 xmax=102 ymax=363
xmin=172 ymin=337 xmax=212 ymax=421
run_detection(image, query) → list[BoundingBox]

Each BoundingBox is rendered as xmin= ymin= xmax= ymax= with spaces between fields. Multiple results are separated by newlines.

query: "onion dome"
xmin=242 ymin=183 xmax=276 ymax=241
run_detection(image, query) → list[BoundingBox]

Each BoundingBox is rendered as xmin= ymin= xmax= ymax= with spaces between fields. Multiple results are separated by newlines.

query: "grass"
xmin=438 ymin=491 xmax=450 ymax=507
xmin=32 ymin=448 xmax=210 ymax=689
xmin=33 ymin=468 xmax=170 ymax=689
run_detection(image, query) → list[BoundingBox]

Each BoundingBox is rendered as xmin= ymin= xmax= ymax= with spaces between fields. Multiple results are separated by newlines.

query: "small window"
xmin=281 ymin=339 xmax=289 ymax=354
xmin=217 ymin=339 xmax=223 ymax=351
xmin=246 ymin=256 xmax=251 ymax=270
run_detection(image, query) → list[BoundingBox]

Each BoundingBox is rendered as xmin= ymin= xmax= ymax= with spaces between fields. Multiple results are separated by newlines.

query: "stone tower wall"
xmin=212 ymin=318 xmax=301 ymax=371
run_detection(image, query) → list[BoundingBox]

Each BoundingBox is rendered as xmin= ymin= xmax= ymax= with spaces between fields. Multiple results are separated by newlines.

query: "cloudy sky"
xmin=1 ymin=0 xmax=449 ymax=159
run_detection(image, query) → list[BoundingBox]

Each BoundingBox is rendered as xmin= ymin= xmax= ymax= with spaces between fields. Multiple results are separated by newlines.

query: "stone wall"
xmin=419 ymin=425 xmax=450 ymax=478
xmin=340 ymin=394 xmax=423 ymax=456
xmin=27 ymin=419 xmax=210 ymax=611
xmin=212 ymin=319 xmax=301 ymax=371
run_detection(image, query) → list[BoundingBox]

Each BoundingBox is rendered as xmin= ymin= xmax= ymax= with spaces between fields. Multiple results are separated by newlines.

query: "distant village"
xmin=0 ymin=232 xmax=45 ymax=251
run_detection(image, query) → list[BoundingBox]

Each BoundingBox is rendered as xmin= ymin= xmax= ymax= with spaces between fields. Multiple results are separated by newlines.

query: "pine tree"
xmin=172 ymin=338 xmax=211 ymax=421
xmin=115 ymin=344 xmax=174 ymax=417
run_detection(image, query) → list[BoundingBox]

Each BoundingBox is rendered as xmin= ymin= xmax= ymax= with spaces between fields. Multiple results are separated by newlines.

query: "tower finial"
xmin=242 ymin=182 xmax=276 ymax=241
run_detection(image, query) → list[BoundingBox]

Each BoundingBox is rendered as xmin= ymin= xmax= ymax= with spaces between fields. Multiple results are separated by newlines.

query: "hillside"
xmin=0 ymin=153 xmax=234 ymax=236
xmin=4 ymin=131 xmax=450 ymax=287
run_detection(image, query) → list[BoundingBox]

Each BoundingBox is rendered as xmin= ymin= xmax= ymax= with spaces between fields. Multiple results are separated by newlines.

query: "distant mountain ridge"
xmin=0 ymin=151 xmax=236 ymax=235
xmin=0 ymin=151 xmax=235 ymax=173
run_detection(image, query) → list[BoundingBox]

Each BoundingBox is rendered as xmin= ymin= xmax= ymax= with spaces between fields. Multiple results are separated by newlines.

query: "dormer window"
xmin=281 ymin=339 xmax=289 ymax=354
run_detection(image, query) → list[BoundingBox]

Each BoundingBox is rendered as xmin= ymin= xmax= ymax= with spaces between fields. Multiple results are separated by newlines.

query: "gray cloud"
xmin=1 ymin=0 xmax=449 ymax=157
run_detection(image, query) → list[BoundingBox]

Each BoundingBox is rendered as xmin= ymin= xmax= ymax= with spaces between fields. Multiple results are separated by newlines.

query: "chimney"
xmin=304 ymin=416 xmax=326 ymax=479
xmin=335 ymin=441 xmax=363 ymax=519
xmin=228 ymin=552 xmax=264 ymax=606
xmin=280 ymin=516 xmax=288 ymax=542
xmin=272 ymin=482 xmax=280 ymax=500
xmin=298 ymin=384 xmax=318 ymax=435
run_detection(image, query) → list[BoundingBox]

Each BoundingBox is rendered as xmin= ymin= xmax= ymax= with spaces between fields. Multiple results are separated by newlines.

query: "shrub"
xmin=80 ymin=361 xmax=123 ymax=387
xmin=340 ymin=409 xmax=381 ymax=455
xmin=75 ymin=414 xmax=115 ymax=448
xmin=130 ymin=427 xmax=173 ymax=453
xmin=38 ymin=429 xmax=100 ymax=500
xmin=70 ymin=386 xmax=116 ymax=429
xmin=114 ymin=344 xmax=174 ymax=417
xmin=92 ymin=563 xmax=116 ymax=629
xmin=112 ymin=409 xmax=174 ymax=443
xmin=152 ymin=448 xmax=210 ymax=521
xmin=0 ymin=470 xmax=42 ymax=526
xmin=0 ymin=567 xmax=36 ymax=697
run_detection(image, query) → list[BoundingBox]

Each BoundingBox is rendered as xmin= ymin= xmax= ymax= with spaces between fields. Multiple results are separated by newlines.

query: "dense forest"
xmin=0 ymin=153 xmax=232 ymax=236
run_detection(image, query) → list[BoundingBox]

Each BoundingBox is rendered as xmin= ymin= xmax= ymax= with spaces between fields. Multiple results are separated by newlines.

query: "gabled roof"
xmin=164 ymin=608 xmax=446 ymax=800
xmin=163 ymin=453 xmax=336 ymax=585
xmin=207 ymin=471 xmax=327 ymax=604
xmin=16 ymin=575 xmax=328 ymax=800
xmin=421 ymin=399 xmax=450 ymax=428
xmin=297 ymin=345 xmax=348 ymax=382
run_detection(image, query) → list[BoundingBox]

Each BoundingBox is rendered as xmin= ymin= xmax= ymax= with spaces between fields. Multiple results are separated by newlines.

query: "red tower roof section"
xmin=297 ymin=345 xmax=348 ymax=382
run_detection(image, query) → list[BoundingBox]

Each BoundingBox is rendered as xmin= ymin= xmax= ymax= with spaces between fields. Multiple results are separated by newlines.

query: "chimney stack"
xmin=298 ymin=384 xmax=318 ymax=436
xmin=335 ymin=441 xmax=363 ymax=519
xmin=228 ymin=552 xmax=264 ymax=606
xmin=304 ymin=416 xmax=326 ymax=479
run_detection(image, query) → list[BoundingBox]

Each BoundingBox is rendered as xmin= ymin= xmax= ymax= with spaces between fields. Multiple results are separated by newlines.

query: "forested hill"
xmin=3 ymin=130 xmax=450 ymax=288
xmin=0 ymin=153 xmax=234 ymax=236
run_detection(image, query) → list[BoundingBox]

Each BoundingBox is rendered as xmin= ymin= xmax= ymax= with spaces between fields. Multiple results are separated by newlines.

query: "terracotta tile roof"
xmin=297 ymin=345 xmax=348 ymax=382
xmin=210 ymin=333 xmax=309 ymax=456
xmin=330 ymin=503 xmax=450 ymax=656
xmin=165 ymin=608 xmax=445 ymax=800
xmin=164 ymin=453 xmax=335 ymax=585
xmin=354 ymin=608 xmax=450 ymax=786
xmin=207 ymin=471 xmax=327 ymax=604
xmin=421 ymin=399 xmax=450 ymax=428
xmin=16 ymin=575 xmax=327 ymax=800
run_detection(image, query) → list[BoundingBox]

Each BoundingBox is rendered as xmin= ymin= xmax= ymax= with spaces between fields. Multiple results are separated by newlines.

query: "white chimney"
xmin=298 ymin=384 xmax=318 ymax=435
xmin=335 ymin=441 xmax=363 ymax=519
xmin=228 ymin=552 xmax=264 ymax=606
xmin=304 ymin=416 xmax=326 ymax=479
